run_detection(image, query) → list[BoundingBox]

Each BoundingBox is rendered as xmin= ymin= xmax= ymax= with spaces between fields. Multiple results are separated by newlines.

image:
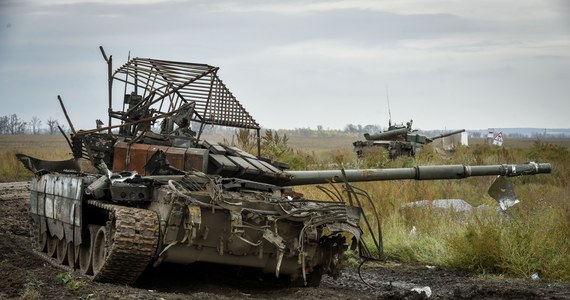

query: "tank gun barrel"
xmin=429 ymin=129 xmax=466 ymax=141
xmin=282 ymin=162 xmax=551 ymax=186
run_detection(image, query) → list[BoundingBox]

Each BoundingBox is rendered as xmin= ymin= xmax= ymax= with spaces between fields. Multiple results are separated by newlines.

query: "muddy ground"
xmin=1 ymin=181 xmax=569 ymax=300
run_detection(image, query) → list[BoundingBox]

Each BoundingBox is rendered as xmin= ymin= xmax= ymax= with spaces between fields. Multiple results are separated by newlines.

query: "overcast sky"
xmin=1 ymin=0 xmax=569 ymax=131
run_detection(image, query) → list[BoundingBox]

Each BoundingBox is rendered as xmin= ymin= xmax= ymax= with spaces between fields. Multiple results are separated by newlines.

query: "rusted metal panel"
xmin=114 ymin=141 xmax=209 ymax=174
xmin=128 ymin=142 xmax=149 ymax=173
xmin=112 ymin=141 xmax=130 ymax=171
xmin=113 ymin=142 xmax=154 ymax=174
xmin=185 ymin=148 xmax=208 ymax=172
xmin=165 ymin=147 xmax=186 ymax=171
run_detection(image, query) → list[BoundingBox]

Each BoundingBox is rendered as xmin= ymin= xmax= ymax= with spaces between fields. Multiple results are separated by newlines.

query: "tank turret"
xmin=17 ymin=49 xmax=552 ymax=288
xmin=364 ymin=127 xmax=409 ymax=141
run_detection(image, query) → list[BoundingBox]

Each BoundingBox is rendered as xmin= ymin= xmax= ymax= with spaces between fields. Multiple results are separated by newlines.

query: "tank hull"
xmin=29 ymin=172 xmax=359 ymax=285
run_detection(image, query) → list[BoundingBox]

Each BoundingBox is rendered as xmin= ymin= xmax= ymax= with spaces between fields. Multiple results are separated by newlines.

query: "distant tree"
xmin=363 ymin=124 xmax=382 ymax=134
xmin=0 ymin=115 xmax=8 ymax=134
xmin=507 ymin=133 xmax=526 ymax=139
xmin=30 ymin=116 xmax=42 ymax=135
xmin=316 ymin=125 xmax=329 ymax=137
xmin=344 ymin=124 xmax=357 ymax=133
xmin=47 ymin=118 xmax=59 ymax=135
xmin=16 ymin=122 xmax=27 ymax=134
xmin=295 ymin=127 xmax=313 ymax=137
xmin=8 ymin=114 xmax=26 ymax=134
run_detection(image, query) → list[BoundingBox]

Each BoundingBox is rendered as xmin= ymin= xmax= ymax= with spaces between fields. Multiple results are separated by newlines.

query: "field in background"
xmin=2 ymin=134 xmax=569 ymax=280
xmin=288 ymin=135 xmax=356 ymax=151
xmin=468 ymin=137 xmax=570 ymax=148
xmin=0 ymin=135 xmax=71 ymax=182
xmin=286 ymin=134 xmax=570 ymax=154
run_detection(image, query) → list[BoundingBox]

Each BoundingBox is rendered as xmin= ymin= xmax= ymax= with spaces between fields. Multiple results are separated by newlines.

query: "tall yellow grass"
xmin=0 ymin=135 xmax=71 ymax=182
xmin=295 ymin=141 xmax=570 ymax=279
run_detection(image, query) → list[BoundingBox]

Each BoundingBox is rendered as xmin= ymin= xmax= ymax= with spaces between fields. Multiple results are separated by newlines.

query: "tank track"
xmin=32 ymin=200 xmax=159 ymax=285
xmin=87 ymin=200 xmax=160 ymax=284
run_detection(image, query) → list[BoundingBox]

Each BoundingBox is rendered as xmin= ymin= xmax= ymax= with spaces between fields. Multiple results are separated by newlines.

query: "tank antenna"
xmin=386 ymin=85 xmax=391 ymax=128
xmin=57 ymin=95 xmax=76 ymax=135
xmin=122 ymin=51 xmax=131 ymax=114
xmin=99 ymin=46 xmax=112 ymax=133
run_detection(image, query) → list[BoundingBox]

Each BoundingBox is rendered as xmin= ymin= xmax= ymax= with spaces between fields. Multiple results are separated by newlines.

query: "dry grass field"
xmin=0 ymin=135 xmax=71 ymax=182
xmin=288 ymin=135 xmax=357 ymax=151
xmin=469 ymin=136 xmax=570 ymax=148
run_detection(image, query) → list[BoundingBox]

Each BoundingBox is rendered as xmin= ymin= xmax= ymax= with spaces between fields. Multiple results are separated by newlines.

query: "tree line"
xmin=0 ymin=113 xmax=467 ymax=139
xmin=0 ymin=114 xmax=66 ymax=135
xmin=0 ymin=113 xmax=384 ymax=137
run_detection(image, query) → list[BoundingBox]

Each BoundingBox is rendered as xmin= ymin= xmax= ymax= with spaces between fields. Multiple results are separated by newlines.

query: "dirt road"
xmin=1 ymin=182 xmax=568 ymax=299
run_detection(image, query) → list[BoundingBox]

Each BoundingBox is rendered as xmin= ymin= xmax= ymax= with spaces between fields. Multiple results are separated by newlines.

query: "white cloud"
xmin=264 ymin=34 xmax=569 ymax=71
xmin=215 ymin=0 xmax=568 ymax=22
xmin=27 ymin=0 xmax=175 ymax=5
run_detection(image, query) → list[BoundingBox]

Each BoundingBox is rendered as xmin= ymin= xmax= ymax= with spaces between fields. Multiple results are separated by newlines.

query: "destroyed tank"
xmin=17 ymin=49 xmax=551 ymax=287
xmin=353 ymin=119 xmax=465 ymax=159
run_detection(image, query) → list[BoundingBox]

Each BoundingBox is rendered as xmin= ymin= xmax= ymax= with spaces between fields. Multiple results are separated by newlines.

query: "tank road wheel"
xmin=79 ymin=235 xmax=93 ymax=275
xmin=47 ymin=235 xmax=58 ymax=258
xmin=36 ymin=229 xmax=47 ymax=252
xmin=67 ymin=242 xmax=78 ymax=269
xmin=56 ymin=237 xmax=69 ymax=265
xmin=92 ymin=226 xmax=108 ymax=275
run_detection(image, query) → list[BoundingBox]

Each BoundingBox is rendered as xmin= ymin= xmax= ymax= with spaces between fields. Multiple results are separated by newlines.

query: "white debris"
xmin=409 ymin=226 xmax=417 ymax=237
xmin=499 ymin=199 xmax=520 ymax=211
xmin=411 ymin=286 xmax=432 ymax=297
